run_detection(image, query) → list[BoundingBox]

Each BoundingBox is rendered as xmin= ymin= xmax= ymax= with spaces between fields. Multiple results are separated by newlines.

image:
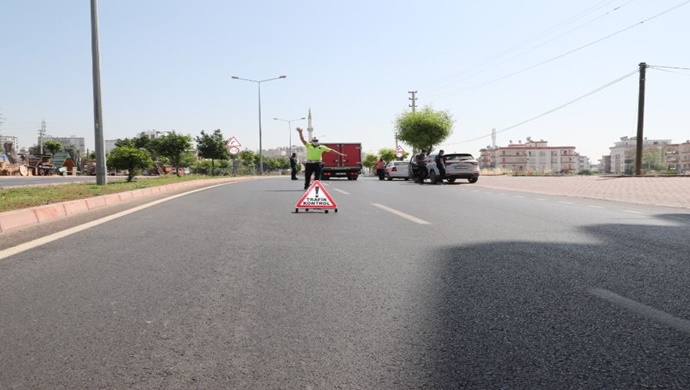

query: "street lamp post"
xmin=273 ymin=117 xmax=306 ymax=155
xmin=231 ymin=75 xmax=286 ymax=175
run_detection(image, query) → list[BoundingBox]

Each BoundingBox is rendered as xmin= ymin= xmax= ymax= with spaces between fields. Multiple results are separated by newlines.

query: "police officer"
xmin=290 ymin=152 xmax=299 ymax=180
xmin=297 ymin=127 xmax=347 ymax=190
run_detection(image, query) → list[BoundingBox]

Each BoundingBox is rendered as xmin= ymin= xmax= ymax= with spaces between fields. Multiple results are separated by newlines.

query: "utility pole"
xmin=91 ymin=0 xmax=107 ymax=185
xmin=408 ymin=91 xmax=418 ymax=112
xmin=635 ymin=62 xmax=648 ymax=176
xmin=38 ymin=119 xmax=46 ymax=155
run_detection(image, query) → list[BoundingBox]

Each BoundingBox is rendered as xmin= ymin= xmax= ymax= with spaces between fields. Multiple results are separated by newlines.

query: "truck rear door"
xmin=339 ymin=143 xmax=361 ymax=167
xmin=321 ymin=143 xmax=341 ymax=167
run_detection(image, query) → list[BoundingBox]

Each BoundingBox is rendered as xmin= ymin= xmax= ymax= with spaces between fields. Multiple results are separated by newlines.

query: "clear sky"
xmin=1 ymin=0 xmax=689 ymax=161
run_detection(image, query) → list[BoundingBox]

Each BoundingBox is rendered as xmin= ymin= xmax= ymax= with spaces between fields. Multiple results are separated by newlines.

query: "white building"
xmin=43 ymin=135 xmax=86 ymax=155
xmin=479 ymin=139 xmax=584 ymax=173
xmin=609 ymin=136 xmax=672 ymax=174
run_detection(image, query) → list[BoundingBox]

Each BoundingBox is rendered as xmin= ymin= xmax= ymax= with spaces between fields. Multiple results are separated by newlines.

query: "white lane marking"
xmin=623 ymin=210 xmax=643 ymax=214
xmin=514 ymin=195 xmax=525 ymax=198
xmin=558 ymin=201 xmax=574 ymax=205
xmin=0 ymin=183 xmax=234 ymax=261
xmin=536 ymin=198 xmax=546 ymax=201
xmin=333 ymin=188 xmax=350 ymax=195
xmin=371 ymin=203 xmax=431 ymax=225
xmin=588 ymin=205 xmax=605 ymax=209
xmin=589 ymin=288 xmax=690 ymax=335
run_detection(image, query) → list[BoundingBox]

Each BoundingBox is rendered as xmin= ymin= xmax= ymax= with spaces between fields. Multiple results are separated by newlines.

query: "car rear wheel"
xmin=386 ymin=175 xmax=392 ymax=181
xmin=468 ymin=177 xmax=478 ymax=183
xmin=446 ymin=178 xmax=456 ymax=183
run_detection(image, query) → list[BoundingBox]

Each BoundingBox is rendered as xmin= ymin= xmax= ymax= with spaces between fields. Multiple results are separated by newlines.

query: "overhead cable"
xmin=441 ymin=69 xmax=640 ymax=146
xmin=429 ymin=0 xmax=690 ymax=101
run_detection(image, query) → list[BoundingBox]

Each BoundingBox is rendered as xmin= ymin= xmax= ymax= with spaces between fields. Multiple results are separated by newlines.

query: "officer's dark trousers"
xmin=304 ymin=162 xmax=322 ymax=189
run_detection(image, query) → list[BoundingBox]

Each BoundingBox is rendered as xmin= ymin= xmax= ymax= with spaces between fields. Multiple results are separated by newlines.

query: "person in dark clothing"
xmin=435 ymin=149 xmax=446 ymax=184
xmin=413 ymin=150 xmax=428 ymax=183
xmin=290 ymin=152 xmax=299 ymax=180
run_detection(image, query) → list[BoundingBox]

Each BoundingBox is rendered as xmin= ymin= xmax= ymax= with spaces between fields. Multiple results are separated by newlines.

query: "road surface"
xmin=1 ymin=177 xmax=689 ymax=388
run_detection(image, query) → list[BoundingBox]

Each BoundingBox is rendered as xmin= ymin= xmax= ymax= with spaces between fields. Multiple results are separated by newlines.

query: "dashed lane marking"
xmin=371 ymin=203 xmax=431 ymax=225
xmin=589 ymin=288 xmax=690 ymax=335
xmin=333 ymin=188 xmax=350 ymax=195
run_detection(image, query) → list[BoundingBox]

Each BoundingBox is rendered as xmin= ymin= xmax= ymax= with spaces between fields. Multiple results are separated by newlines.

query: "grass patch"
xmin=0 ymin=175 xmax=226 ymax=213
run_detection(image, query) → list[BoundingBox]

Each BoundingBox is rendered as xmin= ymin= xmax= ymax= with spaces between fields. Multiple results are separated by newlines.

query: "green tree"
xmin=262 ymin=156 xmax=290 ymax=172
xmin=395 ymin=106 xmax=454 ymax=153
xmin=63 ymin=144 xmax=80 ymax=161
xmin=107 ymin=146 xmax=153 ymax=182
xmin=362 ymin=153 xmax=378 ymax=170
xmin=152 ymin=131 xmax=192 ymax=177
xmin=642 ymin=149 xmax=662 ymax=173
xmin=44 ymin=140 xmax=63 ymax=156
xmin=195 ymin=129 xmax=229 ymax=175
xmin=238 ymin=149 xmax=258 ymax=171
xmin=116 ymin=134 xmax=157 ymax=159
xmin=378 ymin=148 xmax=397 ymax=163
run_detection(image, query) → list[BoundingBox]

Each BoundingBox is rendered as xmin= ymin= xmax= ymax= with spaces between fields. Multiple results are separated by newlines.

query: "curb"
xmin=0 ymin=177 xmax=255 ymax=234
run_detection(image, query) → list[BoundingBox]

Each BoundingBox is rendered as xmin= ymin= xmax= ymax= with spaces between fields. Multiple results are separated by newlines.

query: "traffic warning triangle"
xmin=295 ymin=180 xmax=338 ymax=209
xmin=226 ymin=137 xmax=242 ymax=147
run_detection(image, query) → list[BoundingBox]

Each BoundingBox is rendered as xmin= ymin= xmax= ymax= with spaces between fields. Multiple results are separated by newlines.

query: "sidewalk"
xmin=473 ymin=175 xmax=690 ymax=210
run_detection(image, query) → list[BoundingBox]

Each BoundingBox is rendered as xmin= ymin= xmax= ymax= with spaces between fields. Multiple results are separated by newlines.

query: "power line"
xmin=426 ymin=0 xmax=632 ymax=96
xmin=649 ymin=65 xmax=690 ymax=71
xmin=441 ymin=68 xmax=640 ymax=146
xmin=428 ymin=0 xmax=690 ymax=101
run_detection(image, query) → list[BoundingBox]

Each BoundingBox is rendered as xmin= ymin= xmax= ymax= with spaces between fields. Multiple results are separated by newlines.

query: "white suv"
xmin=410 ymin=153 xmax=480 ymax=184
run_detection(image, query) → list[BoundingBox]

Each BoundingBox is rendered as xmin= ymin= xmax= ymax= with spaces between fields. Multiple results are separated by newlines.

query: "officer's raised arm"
xmin=296 ymin=127 xmax=307 ymax=145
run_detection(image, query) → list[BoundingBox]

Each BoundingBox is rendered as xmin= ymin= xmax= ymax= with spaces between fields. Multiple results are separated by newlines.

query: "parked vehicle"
xmin=409 ymin=155 xmax=430 ymax=184
xmin=409 ymin=152 xmax=480 ymax=184
xmin=384 ymin=161 xmax=410 ymax=180
xmin=440 ymin=153 xmax=480 ymax=183
xmin=320 ymin=143 xmax=362 ymax=180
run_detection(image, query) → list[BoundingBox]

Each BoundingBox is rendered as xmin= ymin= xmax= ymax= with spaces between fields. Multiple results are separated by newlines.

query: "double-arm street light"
xmin=273 ymin=117 xmax=306 ymax=155
xmin=231 ymin=75 xmax=286 ymax=175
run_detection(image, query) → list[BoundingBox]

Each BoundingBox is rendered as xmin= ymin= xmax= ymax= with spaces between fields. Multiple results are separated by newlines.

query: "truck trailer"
xmin=320 ymin=143 xmax=362 ymax=180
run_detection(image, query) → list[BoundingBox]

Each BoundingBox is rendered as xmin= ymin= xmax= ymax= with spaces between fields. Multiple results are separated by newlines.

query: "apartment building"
xmin=664 ymin=140 xmax=690 ymax=174
xmin=609 ymin=136 xmax=673 ymax=174
xmin=42 ymin=135 xmax=87 ymax=155
xmin=479 ymin=139 xmax=583 ymax=173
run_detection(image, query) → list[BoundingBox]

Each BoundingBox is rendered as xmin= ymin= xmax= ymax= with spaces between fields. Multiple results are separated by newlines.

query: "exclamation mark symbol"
xmin=315 ymin=186 xmax=320 ymax=198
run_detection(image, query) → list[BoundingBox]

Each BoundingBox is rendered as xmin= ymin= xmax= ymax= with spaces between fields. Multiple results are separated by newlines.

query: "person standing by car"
xmin=290 ymin=152 xmax=299 ymax=180
xmin=297 ymin=127 xmax=347 ymax=190
xmin=413 ymin=149 xmax=428 ymax=183
xmin=435 ymin=149 xmax=446 ymax=184
xmin=375 ymin=157 xmax=386 ymax=180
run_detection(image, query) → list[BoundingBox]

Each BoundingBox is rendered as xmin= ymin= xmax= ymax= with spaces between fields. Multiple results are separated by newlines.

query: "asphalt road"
xmin=1 ymin=177 xmax=689 ymax=389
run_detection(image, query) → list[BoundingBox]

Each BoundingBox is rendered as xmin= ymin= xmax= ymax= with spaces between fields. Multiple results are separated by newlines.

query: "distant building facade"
xmin=609 ymin=136 xmax=673 ymax=174
xmin=0 ymin=135 xmax=20 ymax=152
xmin=479 ymin=139 xmax=584 ymax=173
xmin=42 ymin=135 xmax=86 ymax=155
xmin=105 ymin=139 xmax=118 ymax=154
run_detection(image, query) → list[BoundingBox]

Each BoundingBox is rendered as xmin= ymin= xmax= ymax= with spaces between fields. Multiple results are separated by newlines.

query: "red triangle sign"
xmin=296 ymin=180 xmax=338 ymax=209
